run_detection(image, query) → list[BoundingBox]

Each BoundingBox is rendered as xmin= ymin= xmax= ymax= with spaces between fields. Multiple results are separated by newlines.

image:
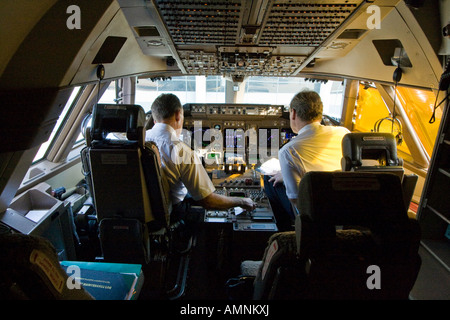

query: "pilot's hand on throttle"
xmin=268 ymin=172 xmax=283 ymax=187
xmin=241 ymin=198 xmax=256 ymax=211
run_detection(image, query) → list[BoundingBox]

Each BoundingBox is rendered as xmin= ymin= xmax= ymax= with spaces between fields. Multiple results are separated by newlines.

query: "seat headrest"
xmin=297 ymin=171 xmax=408 ymax=227
xmin=90 ymin=104 xmax=146 ymax=141
xmin=341 ymin=132 xmax=401 ymax=171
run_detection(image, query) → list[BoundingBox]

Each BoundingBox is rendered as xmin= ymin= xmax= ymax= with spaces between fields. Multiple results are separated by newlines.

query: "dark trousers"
xmin=169 ymin=195 xmax=204 ymax=251
xmin=170 ymin=195 xmax=203 ymax=228
xmin=263 ymin=175 xmax=295 ymax=231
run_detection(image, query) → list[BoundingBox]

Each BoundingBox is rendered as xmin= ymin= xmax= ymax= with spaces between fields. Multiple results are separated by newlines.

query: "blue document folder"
xmin=60 ymin=261 xmax=143 ymax=300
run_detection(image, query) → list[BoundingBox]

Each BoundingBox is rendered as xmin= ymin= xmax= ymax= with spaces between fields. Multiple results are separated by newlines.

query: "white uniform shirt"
xmin=146 ymin=123 xmax=215 ymax=205
xmin=279 ymin=122 xmax=350 ymax=199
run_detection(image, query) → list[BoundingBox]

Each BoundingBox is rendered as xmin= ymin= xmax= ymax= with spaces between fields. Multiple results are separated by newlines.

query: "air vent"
xmin=372 ymin=39 xmax=412 ymax=67
xmin=337 ymin=29 xmax=367 ymax=39
xmin=134 ymin=26 xmax=160 ymax=37
xmin=92 ymin=36 xmax=127 ymax=64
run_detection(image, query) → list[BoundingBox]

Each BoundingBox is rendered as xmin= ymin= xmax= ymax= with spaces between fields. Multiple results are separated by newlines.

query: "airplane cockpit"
xmin=0 ymin=0 xmax=450 ymax=306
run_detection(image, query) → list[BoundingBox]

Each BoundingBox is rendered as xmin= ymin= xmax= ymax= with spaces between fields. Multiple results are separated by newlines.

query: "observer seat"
xmin=250 ymin=171 xmax=421 ymax=300
xmin=84 ymin=103 xmax=170 ymax=264
xmin=340 ymin=132 xmax=418 ymax=213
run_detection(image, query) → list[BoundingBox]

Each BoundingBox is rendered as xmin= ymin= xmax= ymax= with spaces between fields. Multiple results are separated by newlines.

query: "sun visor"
xmin=0 ymin=87 xmax=72 ymax=152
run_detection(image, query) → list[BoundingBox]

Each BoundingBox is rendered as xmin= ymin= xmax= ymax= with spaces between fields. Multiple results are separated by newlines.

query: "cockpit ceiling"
xmin=152 ymin=0 xmax=365 ymax=77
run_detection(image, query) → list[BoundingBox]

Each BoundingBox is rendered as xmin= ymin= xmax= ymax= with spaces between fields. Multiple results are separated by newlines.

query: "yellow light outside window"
xmin=353 ymin=84 xmax=411 ymax=157
xmin=395 ymin=86 xmax=442 ymax=158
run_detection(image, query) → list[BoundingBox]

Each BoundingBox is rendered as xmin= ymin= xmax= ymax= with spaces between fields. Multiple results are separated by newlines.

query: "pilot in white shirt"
xmin=265 ymin=90 xmax=350 ymax=230
xmin=146 ymin=93 xmax=255 ymax=223
xmin=279 ymin=121 xmax=350 ymax=200
xmin=146 ymin=122 xmax=215 ymax=206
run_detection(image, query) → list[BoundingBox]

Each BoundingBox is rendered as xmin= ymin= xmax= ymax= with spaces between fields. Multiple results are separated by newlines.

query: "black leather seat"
xmin=84 ymin=103 xmax=170 ymax=264
xmin=341 ymin=132 xmax=418 ymax=212
xmin=251 ymin=171 xmax=421 ymax=300
xmin=0 ymin=230 xmax=93 ymax=300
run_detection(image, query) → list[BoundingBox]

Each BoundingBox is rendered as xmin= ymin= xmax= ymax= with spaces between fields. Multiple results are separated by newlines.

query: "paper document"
xmin=257 ymin=158 xmax=281 ymax=175
xmin=25 ymin=210 xmax=48 ymax=223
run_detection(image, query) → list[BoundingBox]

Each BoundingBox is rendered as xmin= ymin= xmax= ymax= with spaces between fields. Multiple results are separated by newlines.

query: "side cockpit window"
xmin=32 ymin=86 xmax=82 ymax=163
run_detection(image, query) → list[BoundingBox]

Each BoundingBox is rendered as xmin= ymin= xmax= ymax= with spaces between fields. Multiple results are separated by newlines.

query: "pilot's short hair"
xmin=290 ymin=90 xmax=323 ymax=122
xmin=151 ymin=93 xmax=182 ymax=121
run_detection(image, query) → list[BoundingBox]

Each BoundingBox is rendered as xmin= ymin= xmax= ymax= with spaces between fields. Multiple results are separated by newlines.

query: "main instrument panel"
xmin=182 ymin=103 xmax=294 ymax=169
xmin=181 ymin=103 xmax=288 ymax=231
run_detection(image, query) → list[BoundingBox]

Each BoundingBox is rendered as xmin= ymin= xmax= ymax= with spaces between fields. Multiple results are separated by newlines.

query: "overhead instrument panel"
xmin=258 ymin=1 xmax=359 ymax=47
xmin=152 ymin=0 xmax=365 ymax=77
xmin=156 ymin=0 xmax=241 ymax=46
